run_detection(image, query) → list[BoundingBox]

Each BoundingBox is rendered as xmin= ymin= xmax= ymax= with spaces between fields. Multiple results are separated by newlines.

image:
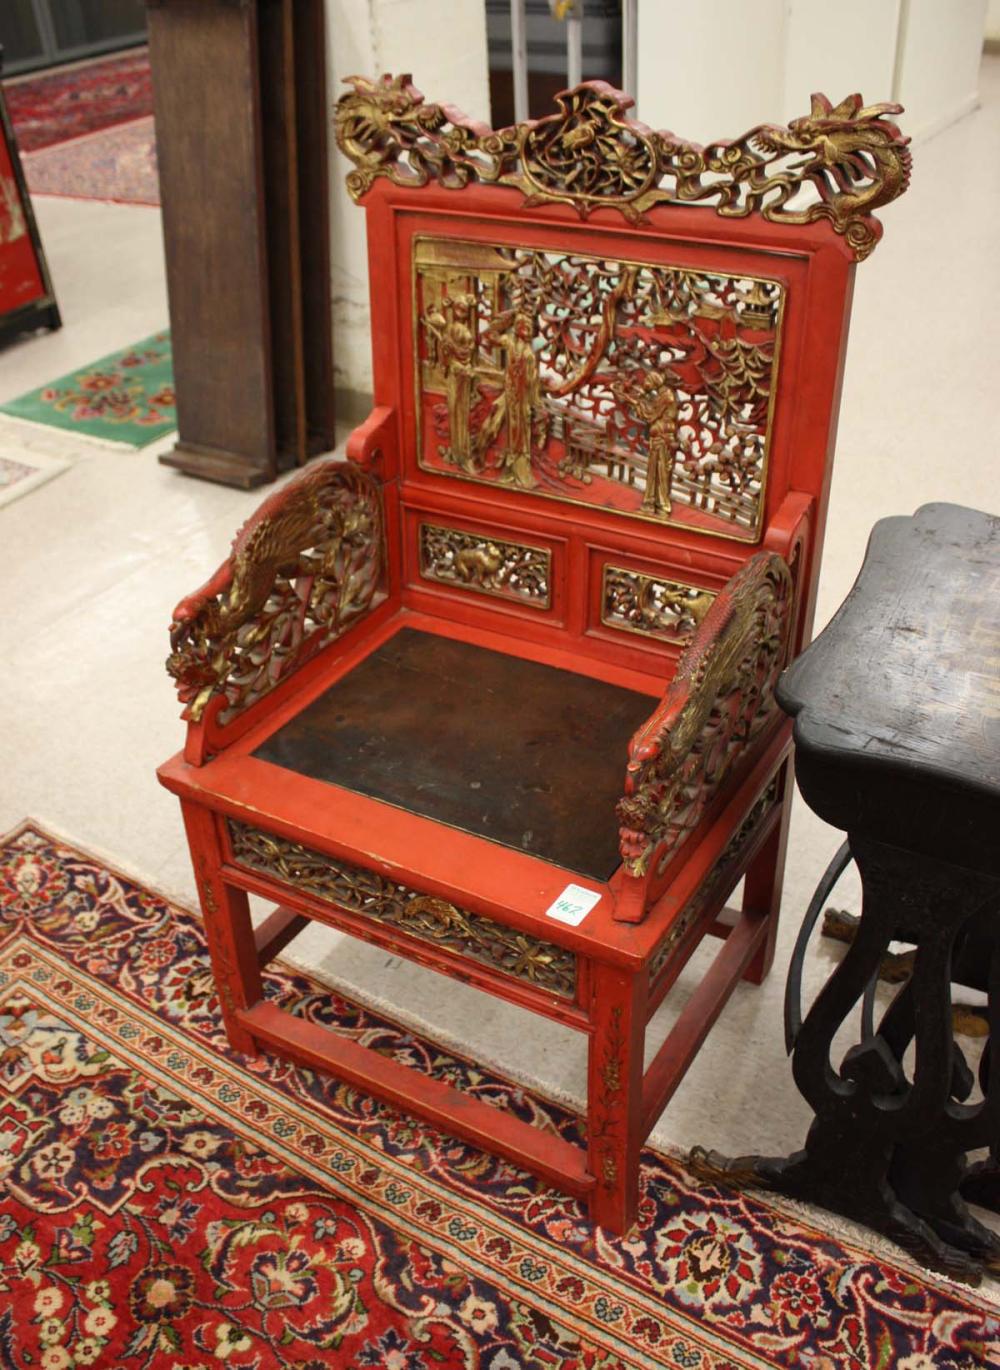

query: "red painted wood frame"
xmin=160 ymin=133 xmax=877 ymax=1233
xmin=0 ymin=64 xmax=60 ymax=342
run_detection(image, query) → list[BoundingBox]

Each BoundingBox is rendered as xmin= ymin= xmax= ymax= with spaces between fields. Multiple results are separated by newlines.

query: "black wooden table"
xmin=694 ymin=503 xmax=1000 ymax=1283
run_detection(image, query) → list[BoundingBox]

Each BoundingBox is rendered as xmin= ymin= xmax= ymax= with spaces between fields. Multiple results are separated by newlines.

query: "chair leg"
xmin=741 ymin=773 xmax=793 ymax=985
xmin=180 ymin=801 xmax=263 ymax=1056
xmin=586 ymin=963 xmax=646 ymax=1234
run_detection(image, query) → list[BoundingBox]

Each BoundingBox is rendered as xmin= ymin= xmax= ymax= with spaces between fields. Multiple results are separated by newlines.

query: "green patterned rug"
xmin=0 ymin=330 xmax=175 ymax=449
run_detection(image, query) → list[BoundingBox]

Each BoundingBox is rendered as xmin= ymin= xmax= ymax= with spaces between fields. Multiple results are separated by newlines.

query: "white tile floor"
xmin=3 ymin=62 xmax=1000 ymax=1195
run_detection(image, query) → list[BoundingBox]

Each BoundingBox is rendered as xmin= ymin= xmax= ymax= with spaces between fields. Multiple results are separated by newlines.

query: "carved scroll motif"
xmin=415 ymin=238 xmax=784 ymax=539
xmin=419 ymin=522 xmax=550 ymax=607
xmin=617 ymin=552 xmax=792 ymax=878
xmin=335 ymin=76 xmax=911 ymax=261
xmin=602 ymin=566 xmax=716 ymax=643
xmin=648 ymin=776 xmax=781 ymax=983
xmin=228 ymin=822 xmax=577 ymax=998
xmin=167 ymin=461 xmax=383 ymax=724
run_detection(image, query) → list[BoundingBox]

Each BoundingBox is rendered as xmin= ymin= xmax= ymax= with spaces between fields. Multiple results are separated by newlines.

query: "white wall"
xmin=985 ymin=0 xmax=1000 ymax=39
xmin=325 ymin=0 xmax=490 ymax=398
xmin=637 ymin=0 xmax=987 ymax=144
xmin=782 ymin=1 xmax=901 ymax=124
xmin=325 ymin=0 xmax=988 ymax=402
xmin=895 ymin=0 xmax=988 ymax=140
xmin=637 ymin=0 xmax=786 ymax=142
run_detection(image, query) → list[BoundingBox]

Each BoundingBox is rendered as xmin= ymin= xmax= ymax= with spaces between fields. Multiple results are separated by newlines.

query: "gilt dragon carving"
xmin=167 ymin=461 xmax=383 ymax=725
xmin=617 ymin=551 xmax=792 ymax=878
xmin=335 ymin=76 xmax=910 ymax=261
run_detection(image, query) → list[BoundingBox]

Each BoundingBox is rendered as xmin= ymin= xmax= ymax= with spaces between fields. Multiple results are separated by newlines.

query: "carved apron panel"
xmin=228 ymin=822 xmax=577 ymax=999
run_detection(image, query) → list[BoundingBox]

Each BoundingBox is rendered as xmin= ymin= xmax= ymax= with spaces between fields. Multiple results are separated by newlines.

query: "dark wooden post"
xmin=147 ymin=0 xmax=335 ymax=489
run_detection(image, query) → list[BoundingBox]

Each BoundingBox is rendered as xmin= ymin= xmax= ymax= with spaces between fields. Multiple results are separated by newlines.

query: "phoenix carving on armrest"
xmin=167 ymin=461 xmax=383 ymax=725
xmin=617 ymin=552 xmax=792 ymax=878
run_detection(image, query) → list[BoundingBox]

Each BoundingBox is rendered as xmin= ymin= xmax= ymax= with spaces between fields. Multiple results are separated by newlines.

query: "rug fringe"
xmin=0 ymin=412 xmax=162 ymax=454
xmin=0 ymin=448 xmax=69 ymax=510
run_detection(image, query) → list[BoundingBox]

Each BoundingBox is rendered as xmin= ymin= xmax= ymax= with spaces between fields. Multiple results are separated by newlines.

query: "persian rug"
xmin=0 ymin=331 xmax=174 ymax=449
xmin=22 ymin=116 xmax=159 ymax=208
xmin=0 ymin=822 xmax=996 ymax=1370
xmin=0 ymin=445 xmax=68 ymax=510
xmin=6 ymin=49 xmax=152 ymax=154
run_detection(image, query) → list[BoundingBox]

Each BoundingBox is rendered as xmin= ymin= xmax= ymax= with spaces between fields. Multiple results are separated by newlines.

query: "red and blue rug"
xmin=0 ymin=821 xmax=996 ymax=1368
xmin=6 ymin=49 xmax=152 ymax=154
xmin=21 ymin=116 xmax=159 ymax=208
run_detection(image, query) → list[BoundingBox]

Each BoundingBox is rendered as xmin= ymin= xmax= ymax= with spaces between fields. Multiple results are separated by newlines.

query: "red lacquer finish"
xmin=158 ymin=78 xmax=909 ymax=1232
xmin=0 ymin=66 xmax=60 ymax=339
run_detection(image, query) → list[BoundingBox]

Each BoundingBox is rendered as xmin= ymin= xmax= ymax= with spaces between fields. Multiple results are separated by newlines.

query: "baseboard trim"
xmin=910 ymin=92 xmax=980 ymax=145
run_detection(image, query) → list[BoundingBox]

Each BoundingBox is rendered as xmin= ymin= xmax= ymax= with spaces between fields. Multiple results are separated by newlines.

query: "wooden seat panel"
xmin=254 ymin=626 xmax=656 ymax=880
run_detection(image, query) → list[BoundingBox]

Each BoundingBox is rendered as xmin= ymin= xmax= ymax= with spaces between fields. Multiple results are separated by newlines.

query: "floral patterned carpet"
xmin=21 ymin=116 xmax=159 ymax=208
xmin=0 ymin=444 xmax=68 ymax=510
xmin=0 ymin=331 xmax=174 ymax=448
xmin=6 ymin=50 xmax=153 ymax=154
xmin=0 ymin=821 xmax=996 ymax=1369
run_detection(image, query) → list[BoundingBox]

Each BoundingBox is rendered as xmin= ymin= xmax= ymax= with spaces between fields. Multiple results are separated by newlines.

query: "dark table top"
xmin=777 ymin=503 xmax=1000 ymax=868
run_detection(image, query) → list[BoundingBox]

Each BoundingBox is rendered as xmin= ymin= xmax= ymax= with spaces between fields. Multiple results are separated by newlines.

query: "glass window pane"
xmin=49 ymin=0 xmax=146 ymax=50
xmin=0 ymin=1 xmax=47 ymax=68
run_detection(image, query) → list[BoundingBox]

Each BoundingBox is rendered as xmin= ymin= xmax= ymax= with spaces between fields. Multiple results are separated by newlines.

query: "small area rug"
xmin=6 ymin=49 xmax=153 ymax=154
xmin=22 ymin=116 xmax=159 ymax=207
xmin=0 ymin=820 xmax=996 ymax=1368
xmin=0 ymin=445 xmax=68 ymax=510
xmin=0 ymin=331 xmax=174 ymax=448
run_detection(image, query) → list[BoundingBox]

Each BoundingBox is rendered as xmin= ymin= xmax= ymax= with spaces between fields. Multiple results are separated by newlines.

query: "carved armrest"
xmin=616 ymin=551 xmax=793 ymax=882
xmin=166 ymin=459 xmax=384 ymax=729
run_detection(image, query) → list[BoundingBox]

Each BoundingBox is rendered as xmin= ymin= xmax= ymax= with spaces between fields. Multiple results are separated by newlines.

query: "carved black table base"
xmin=693 ymin=505 xmax=1000 ymax=1285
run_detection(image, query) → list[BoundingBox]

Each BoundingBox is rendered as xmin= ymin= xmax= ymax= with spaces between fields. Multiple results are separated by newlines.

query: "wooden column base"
xmin=159 ymin=441 xmax=276 ymax=491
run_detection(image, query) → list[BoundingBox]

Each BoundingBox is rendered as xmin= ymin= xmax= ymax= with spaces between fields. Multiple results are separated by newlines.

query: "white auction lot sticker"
xmin=545 ymin=883 xmax=602 ymax=926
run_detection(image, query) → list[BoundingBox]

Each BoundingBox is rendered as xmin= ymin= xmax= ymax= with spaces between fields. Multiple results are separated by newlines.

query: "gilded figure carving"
xmin=611 ymin=368 xmax=679 ymax=515
xmin=483 ymin=309 xmax=543 ymax=488
xmin=336 ymin=76 xmax=910 ymax=261
xmin=419 ymin=523 xmax=550 ymax=606
xmin=0 ymin=172 xmax=27 ymax=245
xmin=166 ymin=461 xmax=383 ymax=724
xmin=423 ymin=292 xmax=478 ymax=471
xmin=228 ymin=822 xmax=577 ymax=997
xmin=414 ymin=238 xmax=784 ymax=540
xmin=602 ymin=566 xmax=716 ymax=642
xmin=617 ymin=552 xmax=792 ymax=878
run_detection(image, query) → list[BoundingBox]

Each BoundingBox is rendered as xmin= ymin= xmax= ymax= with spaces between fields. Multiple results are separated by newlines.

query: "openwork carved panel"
xmin=414 ymin=237 xmax=784 ymax=540
xmin=602 ymin=565 xmax=716 ymax=644
xmin=649 ymin=777 xmax=780 ymax=983
xmin=228 ymin=822 xmax=577 ymax=999
xmin=336 ymin=76 xmax=910 ymax=262
xmin=167 ymin=461 xmax=383 ymax=724
xmin=419 ymin=522 xmax=550 ymax=607
xmin=617 ymin=551 xmax=792 ymax=878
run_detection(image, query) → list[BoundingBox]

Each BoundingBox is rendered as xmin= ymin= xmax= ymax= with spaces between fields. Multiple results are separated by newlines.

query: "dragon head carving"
xmin=747 ymin=93 xmax=912 ymax=257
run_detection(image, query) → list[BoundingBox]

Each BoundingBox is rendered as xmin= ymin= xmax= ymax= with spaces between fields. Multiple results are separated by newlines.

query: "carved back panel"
xmin=336 ymin=77 xmax=909 ymax=674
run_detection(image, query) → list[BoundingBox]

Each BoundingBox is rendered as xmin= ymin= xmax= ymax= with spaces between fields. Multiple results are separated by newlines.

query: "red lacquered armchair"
xmin=157 ymin=78 xmax=910 ymax=1233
